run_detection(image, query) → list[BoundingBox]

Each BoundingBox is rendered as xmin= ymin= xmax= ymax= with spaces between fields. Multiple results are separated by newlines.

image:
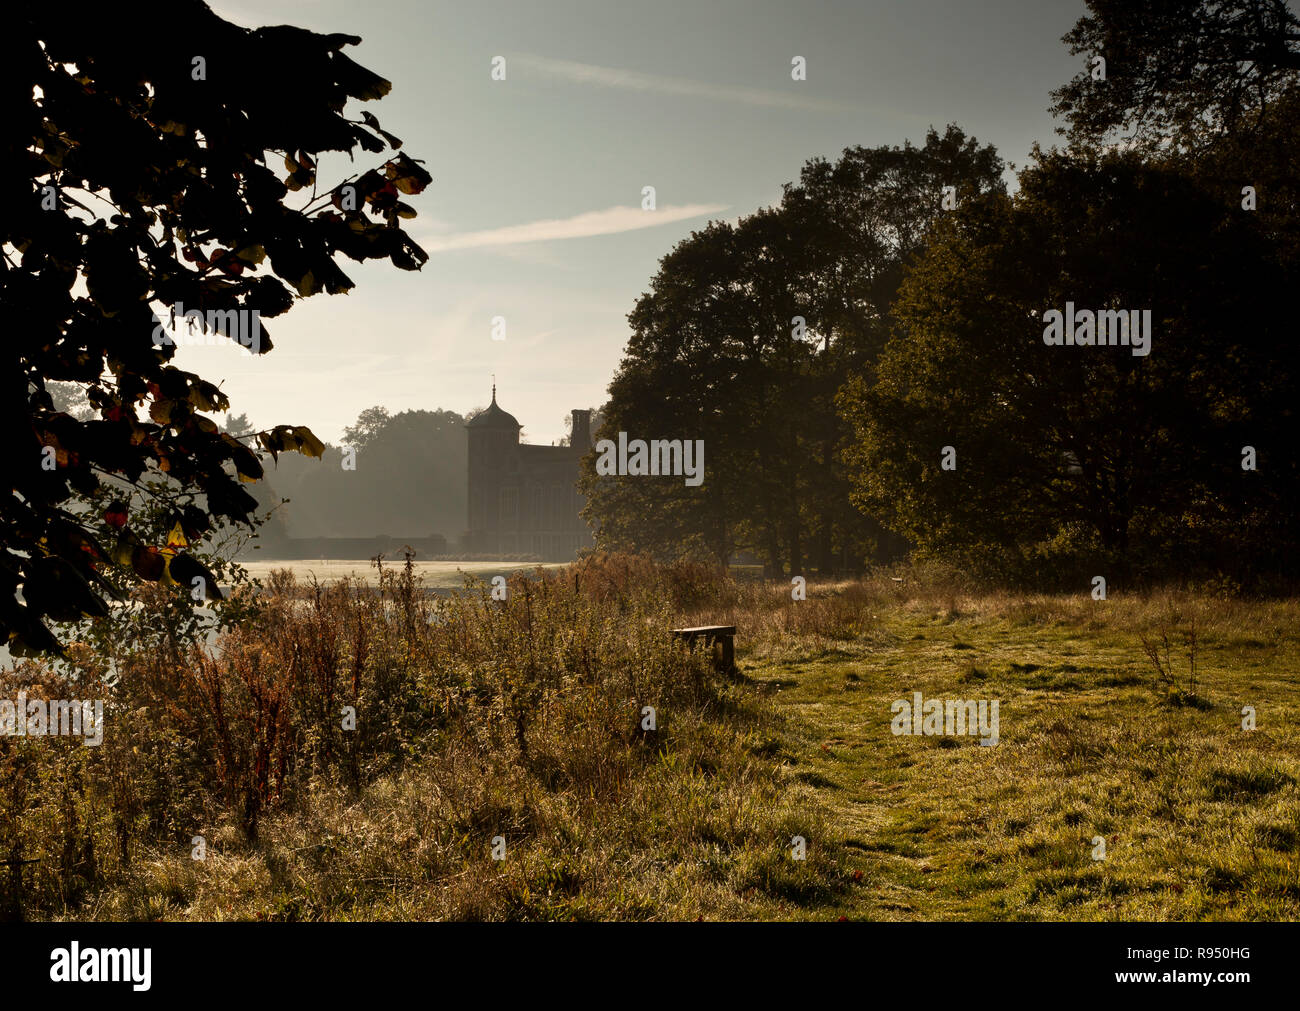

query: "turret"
xmin=570 ymin=409 xmax=591 ymax=450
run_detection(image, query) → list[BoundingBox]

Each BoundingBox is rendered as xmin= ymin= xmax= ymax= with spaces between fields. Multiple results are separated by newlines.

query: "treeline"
xmin=580 ymin=1 xmax=1300 ymax=591
xmin=247 ymin=404 xmax=598 ymax=553
xmin=248 ymin=406 xmax=469 ymax=549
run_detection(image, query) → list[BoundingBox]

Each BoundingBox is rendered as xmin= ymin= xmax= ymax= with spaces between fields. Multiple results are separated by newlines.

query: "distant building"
xmin=464 ymin=387 xmax=594 ymax=559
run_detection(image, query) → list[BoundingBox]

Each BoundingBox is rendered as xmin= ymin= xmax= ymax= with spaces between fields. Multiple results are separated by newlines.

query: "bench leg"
xmin=717 ymin=635 xmax=735 ymax=672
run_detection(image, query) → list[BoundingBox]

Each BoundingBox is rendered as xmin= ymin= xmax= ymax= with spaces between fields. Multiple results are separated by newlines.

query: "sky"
xmin=193 ymin=0 xmax=1088 ymax=446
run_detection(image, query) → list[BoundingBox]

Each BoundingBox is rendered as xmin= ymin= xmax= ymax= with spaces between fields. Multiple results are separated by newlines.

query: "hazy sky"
xmin=195 ymin=0 xmax=1086 ymax=445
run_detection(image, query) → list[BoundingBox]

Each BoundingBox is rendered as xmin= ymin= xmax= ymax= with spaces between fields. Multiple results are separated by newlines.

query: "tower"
xmin=570 ymin=408 xmax=592 ymax=449
xmin=463 ymin=385 xmax=595 ymax=558
xmin=465 ymin=384 xmax=521 ymax=554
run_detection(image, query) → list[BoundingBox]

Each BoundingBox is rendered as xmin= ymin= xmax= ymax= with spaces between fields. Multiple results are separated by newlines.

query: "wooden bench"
xmin=670 ymin=625 xmax=737 ymax=672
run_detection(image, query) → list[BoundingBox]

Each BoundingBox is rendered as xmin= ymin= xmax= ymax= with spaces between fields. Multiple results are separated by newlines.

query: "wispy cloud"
xmin=512 ymin=54 xmax=851 ymax=113
xmin=416 ymin=203 xmax=728 ymax=254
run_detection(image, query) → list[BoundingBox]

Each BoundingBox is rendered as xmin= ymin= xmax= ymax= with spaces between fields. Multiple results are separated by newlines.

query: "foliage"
xmin=581 ymin=126 xmax=1005 ymax=574
xmin=1049 ymin=0 xmax=1300 ymax=153
xmin=256 ymin=407 xmax=469 ymax=544
xmin=839 ymin=149 xmax=1297 ymax=587
xmin=3 ymin=3 xmax=430 ymax=653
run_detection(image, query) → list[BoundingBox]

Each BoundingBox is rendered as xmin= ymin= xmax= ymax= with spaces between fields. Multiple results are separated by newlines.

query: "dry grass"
xmin=2 ymin=554 xmax=1295 ymax=920
xmin=0 ymin=554 xmax=845 ymax=921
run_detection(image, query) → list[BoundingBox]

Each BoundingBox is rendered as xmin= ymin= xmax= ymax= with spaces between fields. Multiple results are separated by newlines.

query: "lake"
xmin=0 ymin=559 xmax=570 ymax=668
xmin=235 ymin=558 xmax=568 ymax=589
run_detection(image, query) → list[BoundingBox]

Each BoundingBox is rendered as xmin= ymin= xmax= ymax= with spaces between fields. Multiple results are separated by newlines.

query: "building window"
xmin=500 ymin=487 xmax=519 ymax=529
xmin=530 ymin=485 xmax=543 ymax=529
xmin=549 ymin=485 xmax=562 ymax=528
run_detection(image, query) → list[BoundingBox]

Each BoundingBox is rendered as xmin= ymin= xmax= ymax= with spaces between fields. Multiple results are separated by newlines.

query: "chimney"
xmin=571 ymin=409 xmax=591 ymax=449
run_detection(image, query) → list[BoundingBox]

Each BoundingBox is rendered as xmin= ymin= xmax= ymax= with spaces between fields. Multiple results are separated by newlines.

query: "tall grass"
xmin=4 ymin=552 xmax=1293 ymax=920
xmin=0 ymin=553 xmax=843 ymax=920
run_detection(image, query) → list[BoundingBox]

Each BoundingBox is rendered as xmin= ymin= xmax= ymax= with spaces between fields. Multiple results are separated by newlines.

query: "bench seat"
xmin=670 ymin=625 xmax=737 ymax=672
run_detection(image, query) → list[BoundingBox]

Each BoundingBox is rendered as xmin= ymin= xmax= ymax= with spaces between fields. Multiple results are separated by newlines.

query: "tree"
xmin=840 ymin=150 xmax=1296 ymax=586
xmin=279 ymin=408 xmax=468 ymax=540
xmin=581 ymin=126 xmax=1005 ymax=573
xmin=1051 ymin=0 xmax=1300 ymax=268
xmin=1049 ymin=0 xmax=1300 ymax=152
xmin=582 ymin=221 xmax=752 ymax=568
xmin=342 ymin=405 xmax=392 ymax=451
xmin=222 ymin=412 xmax=256 ymax=438
xmin=3 ymin=3 xmax=431 ymax=653
xmin=779 ymin=125 xmax=1007 ymax=571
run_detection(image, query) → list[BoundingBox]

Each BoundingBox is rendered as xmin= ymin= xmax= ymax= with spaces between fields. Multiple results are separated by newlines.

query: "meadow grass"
xmin=2 ymin=557 xmax=1295 ymax=920
xmin=733 ymin=580 xmax=1300 ymax=920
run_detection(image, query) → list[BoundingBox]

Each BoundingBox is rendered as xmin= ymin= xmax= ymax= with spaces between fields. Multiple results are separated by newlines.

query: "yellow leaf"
xmin=292 ymin=426 xmax=327 ymax=458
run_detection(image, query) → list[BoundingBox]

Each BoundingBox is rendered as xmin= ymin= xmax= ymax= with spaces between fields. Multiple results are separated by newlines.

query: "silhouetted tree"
xmin=840 ymin=150 xmax=1296 ymax=586
xmin=342 ymin=406 xmax=393 ymax=450
xmin=582 ymin=126 xmax=1005 ymax=573
xmin=1050 ymin=0 xmax=1300 ymax=152
xmin=260 ymin=408 xmax=468 ymax=542
xmin=3 ymin=3 xmax=430 ymax=652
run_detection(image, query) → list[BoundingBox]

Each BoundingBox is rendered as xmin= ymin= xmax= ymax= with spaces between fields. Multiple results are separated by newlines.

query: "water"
xmin=0 ymin=560 xmax=568 ymax=669
xmin=235 ymin=558 xmax=567 ymax=589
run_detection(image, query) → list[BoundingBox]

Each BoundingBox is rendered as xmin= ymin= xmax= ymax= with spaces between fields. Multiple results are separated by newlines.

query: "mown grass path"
xmin=744 ymin=596 xmax=1300 ymax=920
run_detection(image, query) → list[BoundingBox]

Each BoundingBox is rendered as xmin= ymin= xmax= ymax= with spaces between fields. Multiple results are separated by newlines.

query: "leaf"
xmin=109 ymin=536 xmax=136 ymax=567
xmin=292 ymin=426 xmax=326 ymax=458
xmin=131 ymin=545 xmax=166 ymax=582
xmin=385 ymin=153 xmax=432 ymax=195
xmin=332 ymin=51 xmax=392 ymax=101
xmin=180 ymin=505 xmax=211 ymax=541
xmin=22 ymin=556 xmax=109 ymax=621
xmin=228 ymin=441 xmax=264 ymax=482
xmin=234 ymin=244 xmax=266 ymax=265
xmin=167 ymin=553 xmax=224 ymax=601
xmin=296 ymin=270 xmax=321 ymax=297
xmin=257 ymin=426 xmax=297 ymax=460
xmin=149 ymin=399 xmax=176 ymax=425
xmin=189 ymin=383 xmax=225 ymax=413
xmin=360 ymin=110 xmax=402 ymax=149
xmin=9 ymin=624 xmax=64 ymax=658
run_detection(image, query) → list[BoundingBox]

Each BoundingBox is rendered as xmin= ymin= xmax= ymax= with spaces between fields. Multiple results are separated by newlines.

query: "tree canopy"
xmin=585 ymin=2 xmax=1299 ymax=588
xmin=259 ymin=407 xmax=469 ymax=543
xmin=4 ymin=4 xmax=430 ymax=652
xmin=839 ymin=149 xmax=1296 ymax=585
xmin=581 ymin=126 xmax=1005 ymax=572
xmin=1050 ymin=0 xmax=1300 ymax=152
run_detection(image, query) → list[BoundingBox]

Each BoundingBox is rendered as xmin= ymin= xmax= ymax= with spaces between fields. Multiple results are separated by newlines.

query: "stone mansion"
xmin=463 ymin=388 xmax=595 ymax=559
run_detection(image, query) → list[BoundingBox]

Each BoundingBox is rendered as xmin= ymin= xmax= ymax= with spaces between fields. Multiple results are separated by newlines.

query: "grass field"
xmin=737 ymin=588 xmax=1300 ymax=920
xmin=6 ymin=559 xmax=1297 ymax=921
